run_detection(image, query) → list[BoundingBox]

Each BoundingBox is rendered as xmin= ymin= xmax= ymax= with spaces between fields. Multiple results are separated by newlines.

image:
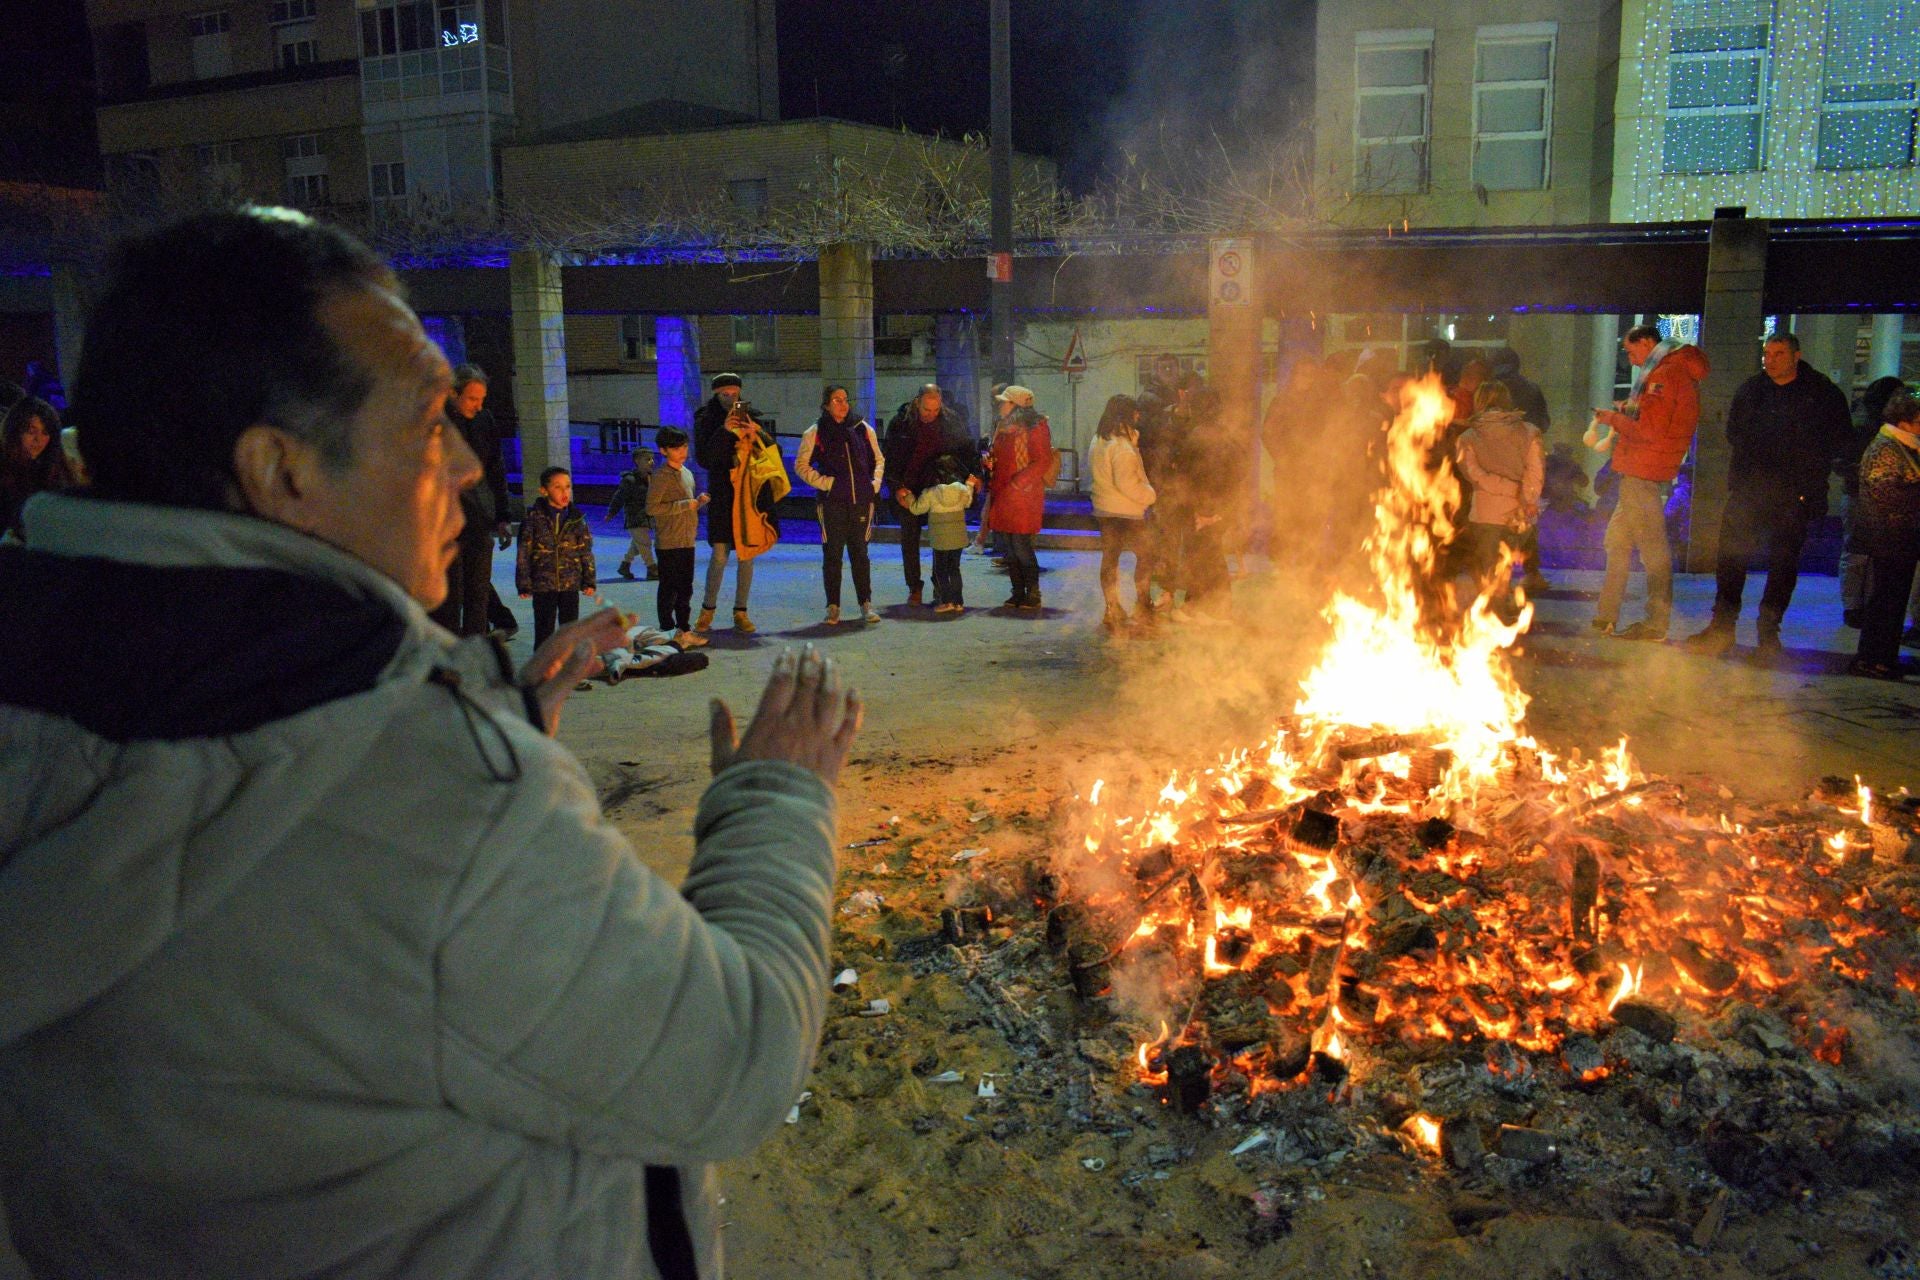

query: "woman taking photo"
xmin=1088 ymin=394 xmax=1157 ymax=631
xmin=796 ymin=384 xmax=886 ymax=625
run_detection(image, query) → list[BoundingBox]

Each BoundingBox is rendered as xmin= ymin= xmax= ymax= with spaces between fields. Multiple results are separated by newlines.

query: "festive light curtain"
xmin=1818 ymin=0 xmax=1920 ymax=169
xmin=1662 ymin=1 xmax=1774 ymax=175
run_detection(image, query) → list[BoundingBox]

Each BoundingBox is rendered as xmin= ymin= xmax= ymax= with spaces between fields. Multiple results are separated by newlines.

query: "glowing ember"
xmin=1404 ymin=1113 xmax=1443 ymax=1156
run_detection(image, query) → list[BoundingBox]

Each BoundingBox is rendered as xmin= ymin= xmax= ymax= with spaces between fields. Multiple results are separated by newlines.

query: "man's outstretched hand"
xmin=710 ymin=645 xmax=863 ymax=785
xmin=519 ymin=607 xmax=631 ymax=736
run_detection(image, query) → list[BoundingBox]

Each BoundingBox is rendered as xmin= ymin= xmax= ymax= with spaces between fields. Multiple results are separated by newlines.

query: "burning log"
xmin=1670 ymin=937 xmax=1740 ymax=994
xmin=1165 ymin=1044 xmax=1212 ymax=1114
xmin=1441 ymin=1115 xmax=1486 ymax=1172
xmin=1291 ymin=808 xmax=1341 ymax=851
xmin=1611 ymin=1001 xmax=1677 ymax=1044
xmin=1407 ymin=747 xmax=1454 ymax=792
xmin=1200 ymin=972 xmax=1273 ymax=1052
xmin=941 ymin=906 xmax=993 ymax=944
xmin=1570 ymin=850 xmax=1600 ymax=945
xmin=1333 ymin=733 xmax=1435 ymax=763
xmin=1068 ymin=941 xmax=1111 ymax=999
xmin=1416 ymin=817 xmax=1455 ymax=849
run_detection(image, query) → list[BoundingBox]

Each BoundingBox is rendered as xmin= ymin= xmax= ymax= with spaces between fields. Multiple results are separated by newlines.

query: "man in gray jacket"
xmin=0 ymin=207 xmax=861 ymax=1278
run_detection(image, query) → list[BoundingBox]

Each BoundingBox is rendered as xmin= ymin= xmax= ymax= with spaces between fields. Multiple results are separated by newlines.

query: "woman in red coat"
xmin=987 ymin=385 xmax=1053 ymax=609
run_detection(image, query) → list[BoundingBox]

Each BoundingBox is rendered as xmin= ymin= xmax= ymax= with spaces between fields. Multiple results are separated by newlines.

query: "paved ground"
xmin=6 ymin=532 xmax=1916 ymax=1275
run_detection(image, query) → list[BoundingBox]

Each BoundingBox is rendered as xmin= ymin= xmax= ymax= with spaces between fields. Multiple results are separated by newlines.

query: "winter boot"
xmin=1681 ymin=617 xmax=1736 ymax=657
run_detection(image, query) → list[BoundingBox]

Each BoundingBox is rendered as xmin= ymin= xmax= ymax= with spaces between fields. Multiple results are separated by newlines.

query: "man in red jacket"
xmin=1590 ymin=325 xmax=1710 ymax=640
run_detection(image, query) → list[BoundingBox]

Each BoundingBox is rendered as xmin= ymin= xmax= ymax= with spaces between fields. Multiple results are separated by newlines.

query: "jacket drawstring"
xmin=428 ymin=667 xmax=523 ymax=784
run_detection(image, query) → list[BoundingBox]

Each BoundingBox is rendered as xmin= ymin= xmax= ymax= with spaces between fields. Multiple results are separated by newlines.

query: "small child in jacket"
xmin=516 ymin=466 xmax=597 ymax=645
xmin=909 ymin=456 xmax=975 ymax=612
xmin=646 ymin=428 xmax=710 ymax=646
xmin=606 ymin=449 xmax=657 ymax=580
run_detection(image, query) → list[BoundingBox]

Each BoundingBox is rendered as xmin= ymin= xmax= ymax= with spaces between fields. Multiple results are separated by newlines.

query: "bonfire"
xmin=1048 ymin=376 xmax=1920 ymax=1131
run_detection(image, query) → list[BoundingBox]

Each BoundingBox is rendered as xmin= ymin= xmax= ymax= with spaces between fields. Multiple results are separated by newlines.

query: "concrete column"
xmin=1207 ymin=236 xmax=1264 ymax=534
xmin=1589 ymin=315 xmax=1621 ymax=420
xmin=819 ymin=242 xmax=876 ymax=422
xmin=508 ymin=249 xmax=570 ymax=485
xmin=1689 ymin=213 xmax=1769 ymax=573
xmin=934 ymin=312 xmax=982 ymax=428
xmin=1791 ymin=313 xmax=1857 ymax=392
xmin=1867 ymin=313 xmax=1904 ymax=380
xmin=654 ymin=316 xmax=702 ymax=430
xmin=50 ymin=263 xmax=88 ymax=393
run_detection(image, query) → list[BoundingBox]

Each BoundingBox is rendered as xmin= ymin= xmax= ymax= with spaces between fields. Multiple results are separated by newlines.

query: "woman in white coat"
xmin=1088 ymin=394 xmax=1158 ymax=630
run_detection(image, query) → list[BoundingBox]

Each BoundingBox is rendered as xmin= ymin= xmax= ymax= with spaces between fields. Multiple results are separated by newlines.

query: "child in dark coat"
xmin=606 ymin=449 xmax=657 ymax=580
xmin=516 ymin=466 xmax=597 ymax=644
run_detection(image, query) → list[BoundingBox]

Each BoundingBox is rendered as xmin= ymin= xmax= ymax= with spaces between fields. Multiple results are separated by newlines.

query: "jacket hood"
xmin=1645 ymin=341 xmax=1708 ymax=382
xmin=0 ymin=492 xmax=463 ymax=1045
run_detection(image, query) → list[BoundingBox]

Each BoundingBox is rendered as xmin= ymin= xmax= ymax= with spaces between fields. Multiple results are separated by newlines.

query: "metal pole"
xmin=989 ymin=0 xmax=1014 ymax=388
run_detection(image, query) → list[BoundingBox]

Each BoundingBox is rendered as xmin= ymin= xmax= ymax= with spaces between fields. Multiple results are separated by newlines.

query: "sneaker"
xmin=1681 ymin=623 xmax=1735 ymax=656
xmin=824 ymin=605 xmax=840 ymax=626
xmin=1590 ymin=619 xmax=1616 ymax=636
xmin=646 ymin=566 xmax=660 ymax=582
xmin=1753 ymin=634 xmax=1784 ymax=663
xmin=907 ymin=586 xmax=924 ymax=607
xmin=1003 ymin=595 xmax=1025 ymax=609
xmin=1102 ymin=604 xmax=1127 ymax=632
xmin=1610 ymin=621 xmax=1667 ymax=642
xmin=861 ymin=603 xmax=881 ymax=624
xmin=733 ymin=608 xmax=756 ymax=634
xmin=1020 ymin=595 xmax=1043 ymax=612
xmin=694 ymin=607 xmax=715 ymax=634
xmin=1848 ymin=657 xmax=1905 ymax=681
xmin=675 ymin=630 xmax=708 ymax=648
xmin=618 ymin=564 xmax=636 ymax=581
xmin=1521 ymin=571 xmax=1553 ymax=595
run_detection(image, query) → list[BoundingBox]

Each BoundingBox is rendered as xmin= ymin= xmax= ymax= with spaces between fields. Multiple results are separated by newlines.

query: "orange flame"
xmin=1404 ymin=1113 xmax=1443 ymax=1156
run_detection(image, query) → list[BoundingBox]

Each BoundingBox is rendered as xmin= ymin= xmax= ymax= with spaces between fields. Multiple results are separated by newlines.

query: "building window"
xmin=1818 ymin=0 xmax=1920 ymax=170
xmin=620 ymin=315 xmax=656 ymax=361
xmin=282 ymin=134 xmax=329 ymax=206
xmin=1354 ymin=31 xmax=1432 ymax=194
xmin=188 ymin=10 xmax=232 ymax=80
xmin=1662 ymin=2 xmax=1772 ymax=174
xmin=272 ymin=0 xmax=318 ymax=69
xmin=369 ymin=159 xmax=408 ymax=202
xmin=1473 ymin=26 xmax=1554 ymax=190
xmin=727 ymin=177 xmax=769 ymax=217
xmin=484 ymin=0 xmax=507 ymax=46
xmin=732 ymin=316 xmax=778 ymax=361
xmin=196 ymin=141 xmax=242 ymax=195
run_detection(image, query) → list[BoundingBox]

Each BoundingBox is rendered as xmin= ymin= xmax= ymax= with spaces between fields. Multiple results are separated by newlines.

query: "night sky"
xmin=5 ymin=0 xmax=1312 ymax=194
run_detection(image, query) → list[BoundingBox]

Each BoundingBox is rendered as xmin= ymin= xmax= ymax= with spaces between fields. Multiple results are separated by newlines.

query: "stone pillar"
xmin=819 ymin=242 xmax=876 ymax=422
xmin=509 ymin=249 xmax=570 ymax=485
xmin=50 ymin=263 xmax=88 ymax=393
xmin=1791 ymin=313 xmax=1856 ymax=391
xmin=1689 ymin=213 xmax=1769 ymax=573
xmin=935 ymin=312 xmax=982 ymax=429
xmin=1867 ymin=313 xmax=1904 ymax=380
xmin=1207 ymin=236 xmax=1263 ymax=536
xmin=654 ymin=316 xmax=702 ymax=430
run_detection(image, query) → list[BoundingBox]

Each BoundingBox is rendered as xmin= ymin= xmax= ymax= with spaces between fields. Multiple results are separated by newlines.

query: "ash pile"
xmin=886 ymin=731 xmax=1920 ymax=1249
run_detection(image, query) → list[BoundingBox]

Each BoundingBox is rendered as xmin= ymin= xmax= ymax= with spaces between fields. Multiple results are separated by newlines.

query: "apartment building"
xmin=86 ymin=0 xmax=779 ymax=219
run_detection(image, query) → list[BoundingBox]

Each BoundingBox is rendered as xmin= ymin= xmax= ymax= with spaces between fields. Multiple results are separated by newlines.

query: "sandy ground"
xmin=6 ymin=532 xmax=1917 ymax=1278
xmin=555 ymin=533 xmax=1920 ymax=1280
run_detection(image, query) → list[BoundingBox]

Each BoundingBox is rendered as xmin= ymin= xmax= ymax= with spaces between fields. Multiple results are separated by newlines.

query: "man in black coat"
xmin=883 ymin=383 xmax=981 ymax=605
xmin=1684 ymin=333 xmax=1854 ymax=660
xmin=692 ymin=372 xmax=770 ymax=632
xmin=429 ymin=363 xmax=511 ymax=637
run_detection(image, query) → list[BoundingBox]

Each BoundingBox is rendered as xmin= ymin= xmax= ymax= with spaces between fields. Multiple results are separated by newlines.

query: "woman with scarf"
xmin=1851 ymin=387 xmax=1920 ymax=679
xmin=796 ymin=384 xmax=886 ymax=625
xmin=986 ymin=384 xmax=1054 ymax=610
